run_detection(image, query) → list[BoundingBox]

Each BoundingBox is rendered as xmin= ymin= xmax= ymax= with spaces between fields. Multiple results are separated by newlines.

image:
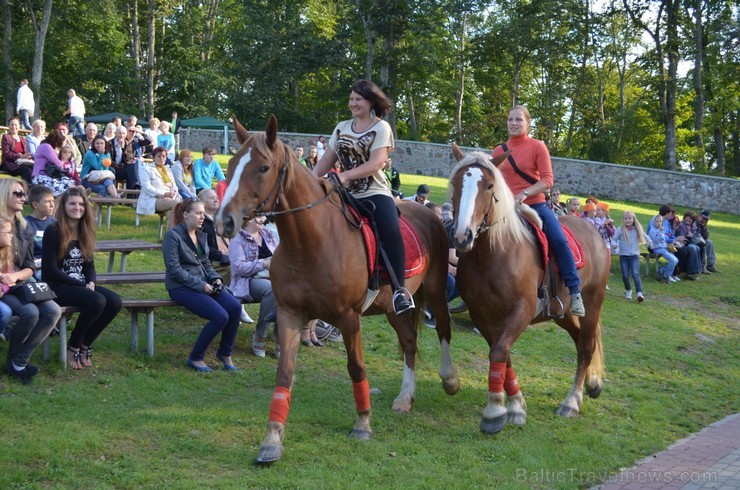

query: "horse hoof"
xmin=586 ymin=383 xmax=603 ymax=399
xmin=507 ymin=412 xmax=526 ymax=426
xmin=349 ymin=429 xmax=372 ymax=441
xmin=255 ymin=443 xmax=284 ymax=464
xmin=480 ymin=414 xmax=507 ymax=435
xmin=392 ymin=401 xmax=413 ymax=413
xmin=555 ymin=404 xmax=580 ymax=418
xmin=442 ymin=377 xmax=460 ymax=395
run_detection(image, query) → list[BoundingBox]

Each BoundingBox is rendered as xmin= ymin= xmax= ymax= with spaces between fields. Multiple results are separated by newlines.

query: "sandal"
xmin=67 ymin=347 xmax=82 ymax=370
xmin=79 ymin=346 xmax=93 ymax=368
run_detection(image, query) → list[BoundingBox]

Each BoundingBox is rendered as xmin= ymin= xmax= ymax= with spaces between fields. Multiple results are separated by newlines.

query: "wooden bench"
xmin=91 ymin=192 xmax=167 ymax=239
xmin=42 ymin=299 xmax=180 ymax=368
xmin=96 ymin=240 xmax=162 ymax=272
xmin=641 ymin=252 xmax=661 ymax=277
xmin=96 ymin=271 xmax=166 ymax=284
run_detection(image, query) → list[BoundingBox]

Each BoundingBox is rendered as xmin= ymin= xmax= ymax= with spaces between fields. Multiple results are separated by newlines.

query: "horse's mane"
xmin=449 ymin=151 xmax=538 ymax=250
xmin=248 ymin=131 xmax=333 ymax=195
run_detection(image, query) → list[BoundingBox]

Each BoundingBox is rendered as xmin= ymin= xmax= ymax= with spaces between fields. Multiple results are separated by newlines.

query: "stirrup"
xmin=392 ymin=288 xmax=415 ymax=315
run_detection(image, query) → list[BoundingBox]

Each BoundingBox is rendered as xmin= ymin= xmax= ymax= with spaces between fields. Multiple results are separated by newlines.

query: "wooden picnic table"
xmin=96 ymin=271 xmax=165 ymax=284
xmin=97 ymin=239 xmax=162 ymax=272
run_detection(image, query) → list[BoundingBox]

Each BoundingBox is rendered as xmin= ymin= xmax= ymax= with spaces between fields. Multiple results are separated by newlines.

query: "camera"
xmin=211 ymin=281 xmax=223 ymax=294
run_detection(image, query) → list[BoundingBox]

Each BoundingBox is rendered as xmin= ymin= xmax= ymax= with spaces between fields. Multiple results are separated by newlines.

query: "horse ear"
xmin=452 ymin=142 xmax=465 ymax=162
xmin=266 ymin=114 xmax=278 ymax=149
xmin=232 ymin=115 xmax=249 ymax=144
xmin=491 ymin=151 xmax=510 ymax=168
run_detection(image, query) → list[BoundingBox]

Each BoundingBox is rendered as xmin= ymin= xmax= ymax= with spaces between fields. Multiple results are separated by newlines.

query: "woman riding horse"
xmin=491 ymin=105 xmax=585 ymax=317
xmin=311 ymin=79 xmax=413 ymax=315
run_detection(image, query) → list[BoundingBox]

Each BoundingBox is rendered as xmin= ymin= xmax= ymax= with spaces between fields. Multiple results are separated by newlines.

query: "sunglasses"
xmin=12 ymin=190 xmax=26 ymax=198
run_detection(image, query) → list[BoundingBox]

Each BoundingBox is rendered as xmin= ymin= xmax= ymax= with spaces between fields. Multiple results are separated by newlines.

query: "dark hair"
xmin=43 ymin=131 xmax=66 ymax=149
xmin=350 ymin=79 xmax=393 ymax=117
xmin=658 ymin=204 xmax=675 ymax=216
xmin=28 ymin=185 xmax=54 ymax=204
xmin=172 ymin=198 xmax=203 ymax=227
xmin=202 ymin=146 xmax=217 ymax=155
xmin=90 ymin=135 xmax=108 ymax=155
xmin=152 ymin=146 xmax=168 ymax=158
xmin=683 ymin=210 xmax=697 ymax=220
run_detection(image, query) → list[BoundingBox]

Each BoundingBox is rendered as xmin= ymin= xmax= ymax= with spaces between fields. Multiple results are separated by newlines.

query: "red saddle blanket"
xmin=357 ymin=213 xmax=426 ymax=280
xmin=528 ymin=220 xmax=585 ymax=271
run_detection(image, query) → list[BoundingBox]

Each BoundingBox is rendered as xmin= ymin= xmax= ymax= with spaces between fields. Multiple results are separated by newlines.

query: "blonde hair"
xmin=0 ymin=179 xmax=28 ymax=231
xmin=0 ymin=216 xmax=13 ymax=273
xmin=621 ymin=210 xmax=647 ymax=245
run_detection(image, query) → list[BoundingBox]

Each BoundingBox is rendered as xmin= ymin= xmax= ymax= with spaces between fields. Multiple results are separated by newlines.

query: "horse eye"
xmin=487 ymin=184 xmax=494 ymax=190
xmin=259 ymin=166 xmax=269 ymax=173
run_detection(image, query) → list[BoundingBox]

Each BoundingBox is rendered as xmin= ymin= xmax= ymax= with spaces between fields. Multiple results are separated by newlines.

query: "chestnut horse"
xmin=216 ymin=115 xmax=459 ymax=463
xmin=449 ymin=146 xmax=607 ymax=434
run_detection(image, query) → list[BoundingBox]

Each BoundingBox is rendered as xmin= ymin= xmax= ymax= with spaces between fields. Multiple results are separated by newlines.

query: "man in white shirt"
xmin=16 ymin=79 xmax=35 ymax=130
xmin=63 ymin=88 xmax=86 ymax=137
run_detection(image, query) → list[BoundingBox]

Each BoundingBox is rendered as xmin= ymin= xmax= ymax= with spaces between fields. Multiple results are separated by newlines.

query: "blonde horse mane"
xmin=449 ymin=151 xmax=539 ymax=251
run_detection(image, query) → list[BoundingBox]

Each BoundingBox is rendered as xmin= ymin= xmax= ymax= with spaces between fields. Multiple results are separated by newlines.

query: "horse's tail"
xmin=585 ymin=319 xmax=605 ymax=398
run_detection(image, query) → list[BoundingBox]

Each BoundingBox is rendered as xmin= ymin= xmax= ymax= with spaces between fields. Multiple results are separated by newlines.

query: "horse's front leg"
xmin=255 ymin=312 xmax=303 ymax=464
xmin=341 ymin=314 xmax=373 ymax=440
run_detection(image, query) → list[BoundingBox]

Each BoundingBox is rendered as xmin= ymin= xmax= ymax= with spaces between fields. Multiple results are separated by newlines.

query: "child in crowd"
xmin=566 ymin=197 xmax=581 ymax=216
xmin=611 ymin=211 xmax=649 ymax=301
xmin=23 ymin=185 xmax=57 ymax=278
xmin=647 ymin=214 xmax=680 ymax=283
xmin=0 ymin=217 xmax=15 ymax=342
xmin=59 ymin=146 xmax=80 ymax=184
xmin=582 ymin=202 xmax=597 ymax=224
xmin=594 ymin=202 xmax=616 ymax=251
xmin=157 ymin=121 xmax=176 ymax=163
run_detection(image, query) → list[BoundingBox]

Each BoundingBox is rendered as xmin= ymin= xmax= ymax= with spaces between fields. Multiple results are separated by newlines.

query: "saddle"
xmin=523 ymin=217 xmax=586 ymax=319
xmin=348 ymin=206 xmax=426 ymax=281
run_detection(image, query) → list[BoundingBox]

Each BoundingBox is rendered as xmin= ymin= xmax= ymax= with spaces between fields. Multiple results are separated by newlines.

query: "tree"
xmin=27 ymin=0 xmax=53 ymax=118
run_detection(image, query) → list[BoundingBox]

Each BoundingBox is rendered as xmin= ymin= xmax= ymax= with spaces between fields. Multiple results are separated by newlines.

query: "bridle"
xmin=252 ymin=145 xmax=336 ymax=218
xmin=456 ymin=163 xmax=499 ymax=240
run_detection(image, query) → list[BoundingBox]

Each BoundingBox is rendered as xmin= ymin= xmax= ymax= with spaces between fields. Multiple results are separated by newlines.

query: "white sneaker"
xmin=667 ymin=276 xmax=678 ymax=283
xmin=671 ymin=276 xmax=681 ymax=282
xmin=241 ymin=306 xmax=254 ymax=323
xmin=637 ymin=292 xmax=645 ymax=303
xmin=570 ymin=293 xmax=586 ymax=317
xmin=624 ymin=290 xmax=632 ymax=300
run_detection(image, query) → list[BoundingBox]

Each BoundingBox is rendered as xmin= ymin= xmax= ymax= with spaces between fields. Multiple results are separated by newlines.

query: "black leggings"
xmin=53 ymin=284 xmax=123 ymax=348
xmin=359 ymin=194 xmax=405 ymax=288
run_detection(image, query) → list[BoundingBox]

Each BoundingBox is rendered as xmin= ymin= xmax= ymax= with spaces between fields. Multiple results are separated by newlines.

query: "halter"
xmin=458 ymin=163 xmax=499 ymax=240
xmin=253 ymin=146 xmax=336 ymax=218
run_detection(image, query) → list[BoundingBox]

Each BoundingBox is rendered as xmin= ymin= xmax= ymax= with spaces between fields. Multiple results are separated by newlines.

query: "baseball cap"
xmin=700 ymin=210 xmax=710 ymax=219
xmin=416 ymin=184 xmax=430 ymax=197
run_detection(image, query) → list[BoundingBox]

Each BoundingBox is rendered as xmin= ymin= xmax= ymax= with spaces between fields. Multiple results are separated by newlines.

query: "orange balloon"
xmin=102 ymin=158 xmax=112 ymax=167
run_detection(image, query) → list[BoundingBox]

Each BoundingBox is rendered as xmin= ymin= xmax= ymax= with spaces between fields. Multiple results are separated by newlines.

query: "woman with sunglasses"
xmin=0 ymin=179 xmax=61 ymax=384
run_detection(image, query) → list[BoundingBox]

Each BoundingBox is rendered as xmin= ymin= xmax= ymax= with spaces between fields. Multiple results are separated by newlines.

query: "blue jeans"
xmin=169 ymin=286 xmax=242 ymax=361
xmin=82 ymin=178 xmax=116 ymax=196
xmin=67 ymin=116 xmax=84 ymax=137
xmin=654 ymin=248 xmax=679 ymax=278
xmin=446 ymin=273 xmax=458 ymax=303
xmin=530 ymin=202 xmax=581 ymax=294
xmin=19 ymin=110 xmax=33 ymax=131
xmin=619 ymin=255 xmax=643 ymax=293
xmin=3 ymin=296 xmax=61 ymax=367
xmin=0 ymin=299 xmax=12 ymax=334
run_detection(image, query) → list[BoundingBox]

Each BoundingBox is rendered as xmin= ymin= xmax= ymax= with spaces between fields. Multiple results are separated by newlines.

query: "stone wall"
xmin=183 ymin=129 xmax=739 ymax=215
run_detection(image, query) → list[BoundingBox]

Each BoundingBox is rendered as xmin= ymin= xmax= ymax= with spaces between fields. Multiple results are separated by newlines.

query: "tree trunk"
xmin=664 ymin=0 xmax=679 ymax=171
xmin=146 ymin=0 xmax=156 ymax=119
xmin=692 ymin=0 xmax=705 ymax=171
xmin=406 ymin=85 xmax=418 ymax=139
xmin=454 ymin=13 xmax=467 ymax=144
xmin=28 ymin=0 xmax=53 ymax=120
xmin=200 ymin=0 xmax=219 ymax=63
xmin=128 ymin=0 xmax=143 ymax=114
xmin=2 ymin=0 xmax=13 ymax=121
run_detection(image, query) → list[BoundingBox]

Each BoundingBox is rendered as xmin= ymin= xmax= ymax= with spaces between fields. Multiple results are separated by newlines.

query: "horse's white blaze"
xmin=217 ymin=149 xmax=252 ymax=222
xmin=454 ymin=167 xmax=483 ymax=242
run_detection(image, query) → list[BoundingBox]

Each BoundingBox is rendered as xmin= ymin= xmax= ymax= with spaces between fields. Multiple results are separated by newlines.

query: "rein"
xmin=253 ymin=149 xmax=336 ymax=218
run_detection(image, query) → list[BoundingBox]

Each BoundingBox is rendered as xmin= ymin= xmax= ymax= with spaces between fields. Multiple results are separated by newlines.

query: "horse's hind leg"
xmin=387 ymin=311 xmax=418 ymax=413
xmin=341 ymin=315 xmax=373 ymax=440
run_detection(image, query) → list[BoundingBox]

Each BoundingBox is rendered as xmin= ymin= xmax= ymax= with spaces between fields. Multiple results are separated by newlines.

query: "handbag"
xmin=45 ymin=163 xmax=69 ymax=179
xmin=7 ymin=281 xmax=57 ymax=304
xmin=86 ymin=169 xmax=116 ymax=184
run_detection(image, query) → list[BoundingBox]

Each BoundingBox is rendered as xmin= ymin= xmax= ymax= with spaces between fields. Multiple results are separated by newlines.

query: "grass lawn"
xmin=0 ymin=172 xmax=737 ymax=489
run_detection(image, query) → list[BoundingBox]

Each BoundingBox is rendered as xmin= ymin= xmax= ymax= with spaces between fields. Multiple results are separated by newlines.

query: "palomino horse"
xmin=449 ymin=146 xmax=608 ymax=434
xmin=216 ymin=115 xmax=459 ymax=463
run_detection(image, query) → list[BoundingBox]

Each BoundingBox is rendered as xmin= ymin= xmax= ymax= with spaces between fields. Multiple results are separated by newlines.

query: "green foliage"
xmin=1 ymin=0 xmax=737 ymax=174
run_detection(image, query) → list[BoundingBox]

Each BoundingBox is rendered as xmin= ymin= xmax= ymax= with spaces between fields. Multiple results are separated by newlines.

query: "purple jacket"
xmin=227 ymin=227 xmax=279 ymax=301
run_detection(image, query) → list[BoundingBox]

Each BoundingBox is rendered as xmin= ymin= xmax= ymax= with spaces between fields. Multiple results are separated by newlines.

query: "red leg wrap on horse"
xmin=504 ymin=366 xmax=520 ymax=396
xmin=268 ymin=387 xmax=292 ymax=425
xmin=488 ymin=362 xmax=506 ymax=393
xmin=352 ymin=379 xmax=371 ymax=412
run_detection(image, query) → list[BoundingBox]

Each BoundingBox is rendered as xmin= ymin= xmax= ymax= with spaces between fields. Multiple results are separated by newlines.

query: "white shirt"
xmin=17 ymin=84 xmax=35 ymax=113
xmin=144 ymin=128 xmax=161 ymax=143
xmin=68 ymin=95 xmax=85 ymax=118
